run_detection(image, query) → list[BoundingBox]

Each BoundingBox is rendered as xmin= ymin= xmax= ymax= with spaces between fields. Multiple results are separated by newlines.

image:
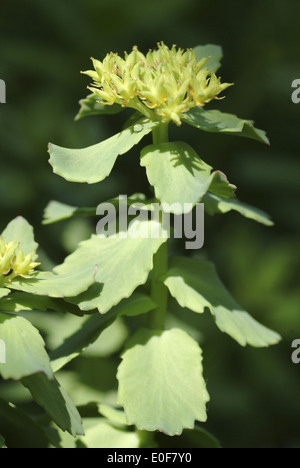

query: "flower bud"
xmin=0 ymin=235 xmax=40 ymax=284
xmin=83 ymin=42 xmax=233 ymax=125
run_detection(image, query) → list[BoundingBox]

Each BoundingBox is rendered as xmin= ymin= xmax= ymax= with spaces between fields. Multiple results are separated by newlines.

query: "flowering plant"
xmin=0 ymin=44 xmax=280 ymax=448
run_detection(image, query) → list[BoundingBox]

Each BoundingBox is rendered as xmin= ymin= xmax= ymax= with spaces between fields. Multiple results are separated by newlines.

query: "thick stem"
xmin=152 ymin=122 xmax=169 ymax=145
xmin=149 ymin=241 xmax=169 ymax=330
xmin=148 ymin=123 xmax=170 ymax=330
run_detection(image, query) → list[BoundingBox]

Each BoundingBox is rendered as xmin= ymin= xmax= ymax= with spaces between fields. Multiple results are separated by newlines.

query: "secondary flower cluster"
xmin=0 ymin=236 xmax=40 ymax=283
xmin=82 ymin=42 xmax=232 ymax=125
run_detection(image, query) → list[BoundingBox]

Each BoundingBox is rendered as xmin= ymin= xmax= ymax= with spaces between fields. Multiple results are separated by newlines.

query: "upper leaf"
xmin=48 ymin=118 xmax=159 ymax=184
xmin=117 ymin=328 xmax=209 ymax=436
xmin=9 ymin=268 xmax=97 ymax=299
xmin=163 ymin=257 xmax=281 ymax=347
xmin=141 ymin=142 xmax=236 ymax=214
xmin=0 ymin=313 xmax=53 ymax=380
xmin=193 ymin=44 xmax=223 ymax=72
xmin=203 ymin=193 xmax=274 ymax=226
xmin=182 ymin=107 xmax=270 ymax=144
xmin=43 ymin=201 xmax=95 ymax=225
xmin=75 ymin=93 xmax=123 ymax=121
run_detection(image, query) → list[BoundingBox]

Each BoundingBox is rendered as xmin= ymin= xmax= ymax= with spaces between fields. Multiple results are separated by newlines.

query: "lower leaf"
xmin=163 ymin=257 xmax=281 ymax=347
xmin=117 ymin=328 xmax=209 ymax=436
xmin=22 ymin=374 xmax=84 ymax=437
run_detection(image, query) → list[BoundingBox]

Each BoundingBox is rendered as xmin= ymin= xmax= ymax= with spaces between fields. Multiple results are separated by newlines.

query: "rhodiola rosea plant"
xmin=0 ymin=43 xmax=281 ymax=448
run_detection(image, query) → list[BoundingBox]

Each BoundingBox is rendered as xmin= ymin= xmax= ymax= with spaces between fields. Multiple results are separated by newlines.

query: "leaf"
xmin=2 ymin=217 xmax=38 ymax=257
xmin=163 ymin=257 xmax=281 ymax=347
xmin=42 ymin=193 xmax=148 ymax=225
xmin=141 ymin=142 xmax=236 ymax=214
xmin=22 ymin=374 xmax=84 ymax=437
xmin=0 ymin=398 xmax=49 ymax=448
xmin=98 ymin=404 xmax=128 ymax=427
xmin=157 ymin=425 xmax=221 ymax=449
xmin=0 ymin=435 xmax=6 ymax=448
xmin=9 ymin=267 xmax=97 ymax=299
xmin=117 ymin=328 xmax=209 ymax=436
xmin=54 ymin=219 xmax=167 ymax=313
xmin=203 ymin=192 xmax=274 ymax=226
xmin=48 ymin=118 xmax=159 ymax=184
xmin=50 ymin=293 xmax=156 ymax=372
xmin=0 ymin=312 xmax=53 ymax=380
xmin=75 ymin=93 xmax=122 ymax=121
xmin=193 ymin=44 xmax=223 ymax=72
xmin=0 ymin=292 xmax=86 ymax=316
xmin=42 ymin=200 xmax=95 ymax=225
xmin=182 ymin=107 xmax=270 ymax=145
xmin=0 ymin=289 xmax=10 ymax=299
xmin=78 ymin=419 xmax=140 ymax=448
xmin=182 ymin=426 xmax=221 ymax=448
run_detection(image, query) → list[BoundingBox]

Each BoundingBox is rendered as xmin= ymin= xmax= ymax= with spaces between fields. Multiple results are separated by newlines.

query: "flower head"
xmin=82 ymin=42 xmax=233 ymax=125
xmin=0 ymin=236 xmax=40 ymax=284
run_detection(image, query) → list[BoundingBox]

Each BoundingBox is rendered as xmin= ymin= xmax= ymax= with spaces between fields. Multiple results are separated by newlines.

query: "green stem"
xmin=149 ymin=242 xmax=169 ymax=330
xmin=148 ymin=123 xmax=170 ymax=330
xmin=152 ymin=122 xmax=169 ymax=145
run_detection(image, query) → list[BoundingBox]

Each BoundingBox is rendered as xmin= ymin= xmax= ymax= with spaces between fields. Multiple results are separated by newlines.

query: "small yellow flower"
xmin=0 ymin=236 xmax=40 ymax=284
xmin=82 ymin=42 xmax=233 ymax=125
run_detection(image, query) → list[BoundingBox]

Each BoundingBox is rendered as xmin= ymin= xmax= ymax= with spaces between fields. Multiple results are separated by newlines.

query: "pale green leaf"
xmin=9 ymin=267 xmax=96 ymax=299
xmin=193 ymin=44 xmax=223 ymax=72
xmin=163 ymin=257 xmax=281 ymax=347
xmin=203 ymin=192 xmax=274 ymax=226
xmin=54 ymin=219 xmax=167 ymax=313
xmin=183 ymin=107 xmax=270 ymax=145
xmin=78 ymin=419 xmax=139 ymax=448
xmin=141 ymin=142 xmax=236 ymax=214
xmin=42 ymin=193 xmax=148 ymax=225
xmin=22 ymin=374 xmax=84 ymax=437
xmin=117 ymin=328 xmax=209 ymax=436
xmin=48 ymin=118 xmax=159 ymax=184
xmin=0 ymin=312 xmax=53 ymax=380
xmin=2 ymin=217 xmax=38 ymax=257
xmin=43 ymin=200 xmax=95 ymax=225
xmin=98 ymin=404 xmax=127 ymax=427
xmin=0 ymin=289 xmax=10 ymax=299
xmin=75 ymin=93 xmax=122 ymax=121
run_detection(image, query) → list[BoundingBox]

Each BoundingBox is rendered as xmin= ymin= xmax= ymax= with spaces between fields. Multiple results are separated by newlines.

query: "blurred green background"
xmin=0 ymin=0 xmax=299 ymax=448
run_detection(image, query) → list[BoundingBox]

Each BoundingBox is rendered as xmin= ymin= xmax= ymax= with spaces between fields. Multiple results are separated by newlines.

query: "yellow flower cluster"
xmin=82 ymin=43 xmax=232 ymax=125
xmin=0 ymin=236 xmax=40 ymax=283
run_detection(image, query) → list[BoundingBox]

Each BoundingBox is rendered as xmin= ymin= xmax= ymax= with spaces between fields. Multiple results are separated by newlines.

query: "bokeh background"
xmin=0 ymin=0 xmax=299 ymax=448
